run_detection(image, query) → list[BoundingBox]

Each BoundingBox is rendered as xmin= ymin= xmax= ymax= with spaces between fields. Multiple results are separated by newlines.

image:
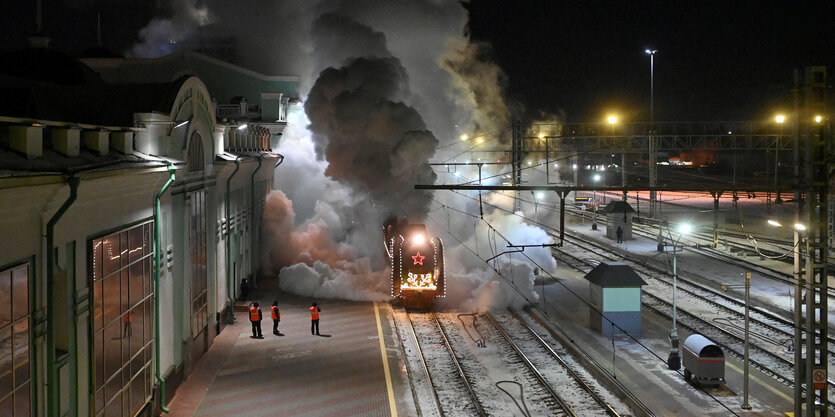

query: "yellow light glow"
xmin=608 ymin=116 xmax=617 ymax=125
xmin=476 ymin=137 xmax=484 ymax=144
xmin=412 ymin=234 xmax=425 ymax=245
xmin=794 ymin=223 xmax=806 ymax=231
xmin=460 ymin=134 xmax=468 ymax=141
xmin=775 ymin=115 xmax=785 ymax=124
xmin=402 ymin=272 xmax=436 ymax=290
xmin=538 ymin=133 xmax=544 ymax=139
xmin=767 ymin=219 xmax=782 ymax=228
xmin=814 ymin=115 xmax=822 ymax=123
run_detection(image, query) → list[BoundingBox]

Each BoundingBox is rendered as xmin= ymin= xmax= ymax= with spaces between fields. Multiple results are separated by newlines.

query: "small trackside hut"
xmin=585 ymin=262 xmax=647 ymax=335
xmin=603 ymin=200 xmax=635 ymax=241
xmin=682 ymin=334 xmax=726 ymax=386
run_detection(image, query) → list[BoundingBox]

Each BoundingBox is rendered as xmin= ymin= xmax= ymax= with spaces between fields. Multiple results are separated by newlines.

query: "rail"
xmin=434 ymin=312 xmax=486 ymax=416
xmin=509 ymin=310 xmax=622 ymax=417
xmin=485 ymin=313 xmax=576 ymax=416
xmin=404 ymin=309 xmax=444 ymax=416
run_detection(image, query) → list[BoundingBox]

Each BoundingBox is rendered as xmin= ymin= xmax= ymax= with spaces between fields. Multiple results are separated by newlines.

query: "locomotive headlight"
xmin=412 ymin=234 xmax=425 ymax=245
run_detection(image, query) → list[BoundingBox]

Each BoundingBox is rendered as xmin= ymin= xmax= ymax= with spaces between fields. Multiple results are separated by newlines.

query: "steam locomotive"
xmin=383 ymin=219 xmax=445 ymax=308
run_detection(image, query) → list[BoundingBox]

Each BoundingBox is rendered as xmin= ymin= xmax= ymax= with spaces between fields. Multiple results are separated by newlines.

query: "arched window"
xmin=187 ymin=132 xmax=204 ymax=173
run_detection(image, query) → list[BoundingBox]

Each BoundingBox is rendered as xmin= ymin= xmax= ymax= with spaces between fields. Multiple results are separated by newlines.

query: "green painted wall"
xmin=602 ymin=287 xmax=641 ymax=312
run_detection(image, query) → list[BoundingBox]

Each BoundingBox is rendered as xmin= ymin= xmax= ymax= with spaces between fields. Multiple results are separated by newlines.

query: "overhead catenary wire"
xmin=432 ymin=188 xmax=742 ymax=416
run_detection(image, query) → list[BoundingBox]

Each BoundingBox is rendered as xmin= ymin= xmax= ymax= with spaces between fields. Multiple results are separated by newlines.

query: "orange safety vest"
xmin=249 ymin=306 xmax=261 ymax=321
xmin=271 ymin=306 xmax=280 ymax=320
xmin=310 ymin=306 xmax=319 ymax=320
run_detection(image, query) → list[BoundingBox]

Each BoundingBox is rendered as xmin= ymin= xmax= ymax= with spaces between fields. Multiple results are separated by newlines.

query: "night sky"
xmin=465 ymin=1 xmax=834 ymax=122
xmin=2 ymin=1 xmax=833 ymax=123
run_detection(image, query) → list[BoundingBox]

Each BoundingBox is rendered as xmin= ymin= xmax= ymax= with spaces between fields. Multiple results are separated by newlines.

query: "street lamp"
xmin=775 ymin=115 xmax=785 ymax=203
xmin=645 ymin=49 xmax=658 ymax=217
xmin=665 ymin=221 xmax=691 ymax=370
xmin=721 ymin=272 xmax=752 ymax=410
xmin=644 ymin=49 xmax=658 ymax=125
xmin=532 ymin=191 xmax=543 ymax=223
xmin=592 ymin=174 xmax=601 ymax=230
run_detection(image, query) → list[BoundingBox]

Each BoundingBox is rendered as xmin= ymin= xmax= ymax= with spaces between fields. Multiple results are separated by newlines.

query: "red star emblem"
xmin=411 ymin=252 xmax=425 ymax=265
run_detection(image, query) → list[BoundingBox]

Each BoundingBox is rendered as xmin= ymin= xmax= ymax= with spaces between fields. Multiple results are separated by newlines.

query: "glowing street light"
xmin=666 ymin=221 xmax=691 ymax=370
xmin=460 ymin=134 xmax=468 ymax=141
xmin=767 ymin=218 xmax=807 ymax=234
xmin=775 ymin=114 xmax=785 ymax=124
xmin=814 ymin=115 xmax=823 ymax=123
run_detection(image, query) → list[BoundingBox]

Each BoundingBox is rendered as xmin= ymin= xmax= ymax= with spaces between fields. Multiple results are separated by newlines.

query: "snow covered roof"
xmin=584 ymin=262 xmax=647 ymax=287
xmin=603 ymin=200 xmax=635 ymax=214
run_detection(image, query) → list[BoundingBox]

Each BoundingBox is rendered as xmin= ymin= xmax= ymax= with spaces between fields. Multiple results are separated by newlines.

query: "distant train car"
xmin=383 ymin=219 xmax=445 ymax=308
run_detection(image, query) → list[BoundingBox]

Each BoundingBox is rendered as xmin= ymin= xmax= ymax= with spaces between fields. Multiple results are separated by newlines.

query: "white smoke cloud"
xmin=131 ymin=1 xmax=552 ymax=310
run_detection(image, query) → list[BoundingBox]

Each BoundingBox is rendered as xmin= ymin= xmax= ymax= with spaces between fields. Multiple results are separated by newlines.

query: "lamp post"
xmin=592 ymin=174 xmax=600 ymax=230
xmin=665 ymin=221 xmax=691 ymax=370
xmin=644 ymin=50 xmax=657 ymax=124
xmin=610 ymin=115 xmax=628 ymax=201
xmin=721 ymin=272 xmax=752 ymax=410
xmin=645 ymin=49 xmax=658 ymax=217
xmin=532 ymin=191 xmax=543 ymax=224
xmin=775 ymin=115 xmax=785 ymax=203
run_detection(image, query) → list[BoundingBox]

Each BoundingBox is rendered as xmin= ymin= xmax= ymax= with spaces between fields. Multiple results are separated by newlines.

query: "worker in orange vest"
xmin=310 ymin=302 xmax=321 ymax=335
xmin=271 ymin=300 xmax=281 ymax=335
xmin=122 ymin=309 xmax=133 ymax=338
xmin=249 ymin=302 xmax=263 ymax=338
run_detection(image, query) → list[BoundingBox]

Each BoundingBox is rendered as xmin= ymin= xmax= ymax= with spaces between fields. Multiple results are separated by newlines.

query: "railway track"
xmin=395 ymin=307 xmax=596 ymax=416
xmin=487 ymin=311 xmax=626 ymax=416
xmin=397 ymin=308 xmax=484 ymax=416
xmin=550 ymin=228 xmax=835 ymax=407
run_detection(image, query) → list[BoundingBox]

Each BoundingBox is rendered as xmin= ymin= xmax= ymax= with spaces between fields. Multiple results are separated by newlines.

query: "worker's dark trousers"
xmin=311 ymin=319 xmax=319 ymax=335
xmin=273 ymin=320 xmax=279 ymax=333
xmin=251 ymin=320 xmax=262 ymax=338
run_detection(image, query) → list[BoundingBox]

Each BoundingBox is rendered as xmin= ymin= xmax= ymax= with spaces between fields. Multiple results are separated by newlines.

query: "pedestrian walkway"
xmin=166 ymin=288 xmax=400 ymax=417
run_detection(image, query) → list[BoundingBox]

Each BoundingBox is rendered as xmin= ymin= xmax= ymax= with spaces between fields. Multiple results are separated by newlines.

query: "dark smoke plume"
xmin=304 ymin=55 xmax=438 ymax=220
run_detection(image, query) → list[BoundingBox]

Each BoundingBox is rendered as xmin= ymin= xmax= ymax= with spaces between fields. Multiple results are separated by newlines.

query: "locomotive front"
xmin=384 ymin=222 xmax=445 ymax=308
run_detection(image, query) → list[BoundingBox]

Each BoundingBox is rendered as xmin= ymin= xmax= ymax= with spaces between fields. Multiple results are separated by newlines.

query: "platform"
xmin=166 ymin=289 xmax=412 ymax=417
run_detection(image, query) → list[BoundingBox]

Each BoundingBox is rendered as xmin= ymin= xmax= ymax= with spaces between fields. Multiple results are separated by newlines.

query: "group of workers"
xmin=248 ymin=301 xmax=322 ymax=338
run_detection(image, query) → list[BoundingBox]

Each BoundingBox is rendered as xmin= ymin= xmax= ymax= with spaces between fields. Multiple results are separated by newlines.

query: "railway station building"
xmin=0 ymin=42 xmax=298 ymax=416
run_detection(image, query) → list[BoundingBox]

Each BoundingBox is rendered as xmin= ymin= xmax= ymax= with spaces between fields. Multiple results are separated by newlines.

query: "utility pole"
xmin=512 ymin=120 xmax=523 ymax=212
xmin=792 ymin=66 xmax=829 ymax=417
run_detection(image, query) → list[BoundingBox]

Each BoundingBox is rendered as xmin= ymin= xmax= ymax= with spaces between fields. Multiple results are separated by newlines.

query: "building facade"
xmin=0 ymin=46 xmax=297 ymax=416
